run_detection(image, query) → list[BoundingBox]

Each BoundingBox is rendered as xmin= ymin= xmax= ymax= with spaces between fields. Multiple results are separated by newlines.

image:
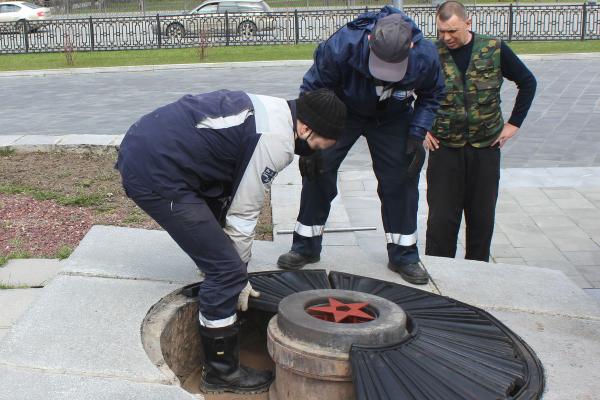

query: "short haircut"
xmin=437 ymin=1 xmax=468 ymax=22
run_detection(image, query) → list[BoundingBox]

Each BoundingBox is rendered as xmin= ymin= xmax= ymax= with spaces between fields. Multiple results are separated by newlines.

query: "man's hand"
xmin=237 ymin=281 xmax=260 ymax=312
xmin=406 ymin=137 xmax=426 ymax=179
xmin=423 ymin=132 xmax=439 ymax=151
xmin=492 ymin=123 xmax=519 ymax=148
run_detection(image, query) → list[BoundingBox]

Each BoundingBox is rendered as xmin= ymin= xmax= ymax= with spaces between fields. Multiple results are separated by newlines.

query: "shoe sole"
xmin=387 ymin=263 xmax=429 ymax=285
xmin=277 ymin=256 xmax=320 ymax=270
xmin=200 ymin=382 xmax=272 ymax=395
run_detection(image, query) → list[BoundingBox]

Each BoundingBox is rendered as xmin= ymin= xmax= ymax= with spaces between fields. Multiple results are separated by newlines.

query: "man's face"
xmin=437 ymin=14 xmax=472 ymax=49
xmin=297 ymin=121 xmax=336 ymax=151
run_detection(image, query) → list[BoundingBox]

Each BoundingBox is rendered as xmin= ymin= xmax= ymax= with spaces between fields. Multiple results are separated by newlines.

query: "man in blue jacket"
xmin=117 ymin=88 xmax=346 ymax=394
xmin=277 ymin=7 xmax=445 ymax=285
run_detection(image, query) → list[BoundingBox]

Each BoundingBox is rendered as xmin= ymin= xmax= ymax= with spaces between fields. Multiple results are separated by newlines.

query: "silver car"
xmin=154 ymin=0 xmax=275 ymax=39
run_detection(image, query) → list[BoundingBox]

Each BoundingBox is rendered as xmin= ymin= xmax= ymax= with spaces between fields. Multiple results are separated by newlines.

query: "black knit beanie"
xmin=296 ymin=88 xmax=346 ymax=140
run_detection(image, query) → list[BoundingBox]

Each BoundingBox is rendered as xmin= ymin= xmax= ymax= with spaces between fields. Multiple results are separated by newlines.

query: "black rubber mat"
xmin=248 ymin=269 xmax=331 ymax=313
xmin=246 ymin=270 xmax=544 ymax=400
xmin=331 ymin=272 xmax=544 ymax=400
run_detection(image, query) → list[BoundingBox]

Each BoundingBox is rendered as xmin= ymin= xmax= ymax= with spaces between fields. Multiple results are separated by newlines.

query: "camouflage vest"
xmin=432 ymin=35 xmax=504 ymax=148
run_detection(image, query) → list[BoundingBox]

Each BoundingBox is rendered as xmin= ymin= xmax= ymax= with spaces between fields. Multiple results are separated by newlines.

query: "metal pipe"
xmin=276 ymin=226 xmax=377 ymax=235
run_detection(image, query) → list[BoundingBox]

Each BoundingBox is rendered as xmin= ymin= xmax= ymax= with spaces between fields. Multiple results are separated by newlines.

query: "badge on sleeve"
xmin=261 ymin=167 xmax=277 ymax=184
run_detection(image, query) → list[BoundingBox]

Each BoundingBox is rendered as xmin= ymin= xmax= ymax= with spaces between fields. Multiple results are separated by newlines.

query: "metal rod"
xmin=276 ymin=226 xmax=377 ymax=235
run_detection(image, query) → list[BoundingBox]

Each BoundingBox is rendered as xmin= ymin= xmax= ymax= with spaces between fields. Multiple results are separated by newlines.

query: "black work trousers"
xmin=120 ymin=174 xmax=247 ymax=322
xmin=425 ymin=144 xmax=500 ymax=262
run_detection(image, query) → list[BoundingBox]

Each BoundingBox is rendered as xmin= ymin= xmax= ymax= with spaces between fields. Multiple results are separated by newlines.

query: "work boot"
xmin=199 ymin=324 xmax=273 ymax=394
xmin=277 ymin=251 xmax=320 ymax=270
xmin=388 ymin=261 xmax=429 ymax=285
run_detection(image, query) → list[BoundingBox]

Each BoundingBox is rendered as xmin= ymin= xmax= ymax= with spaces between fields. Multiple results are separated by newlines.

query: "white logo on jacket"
xmin=261 ymin=167 xmax=277 ymax=184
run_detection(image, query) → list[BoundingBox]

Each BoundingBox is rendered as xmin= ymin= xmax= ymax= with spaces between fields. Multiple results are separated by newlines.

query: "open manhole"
xmin=141 ymin=270 xmax=544 ymax=400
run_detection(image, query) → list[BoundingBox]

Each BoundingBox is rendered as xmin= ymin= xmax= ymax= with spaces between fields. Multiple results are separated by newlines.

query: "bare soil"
xmin=0 ymin=150 xmax=272 ymax=262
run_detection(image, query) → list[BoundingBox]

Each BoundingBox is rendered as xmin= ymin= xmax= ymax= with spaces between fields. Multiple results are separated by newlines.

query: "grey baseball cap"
xmin=368 ymin=14 xmax=412 ymax=82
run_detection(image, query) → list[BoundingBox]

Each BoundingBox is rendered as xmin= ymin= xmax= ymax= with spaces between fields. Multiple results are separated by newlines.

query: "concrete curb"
xmin=0 ymin=59 xmax=314 ymax=78
xmin=1 ymin=52 xmax=598 ymax=78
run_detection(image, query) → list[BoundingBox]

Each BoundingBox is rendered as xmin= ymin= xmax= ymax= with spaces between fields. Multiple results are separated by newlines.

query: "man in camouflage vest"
xmin=424 ymin=1 xmax=537 ymax=261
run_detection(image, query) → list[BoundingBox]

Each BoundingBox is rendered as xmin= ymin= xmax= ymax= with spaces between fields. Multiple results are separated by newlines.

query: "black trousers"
xmin=425 ymin=144 xmax=500 ymax=262
xmin=291 ymin=113 xmax=420 ymax=266
xmin=120 ymin=174 xmax=247 ymax=322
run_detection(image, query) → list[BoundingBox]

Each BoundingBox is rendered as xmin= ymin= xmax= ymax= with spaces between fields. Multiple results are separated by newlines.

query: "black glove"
xmin=298 ymin=152 xmax=324 ymax=181
xmin=405 ymin=138 xmax=426 ymax=179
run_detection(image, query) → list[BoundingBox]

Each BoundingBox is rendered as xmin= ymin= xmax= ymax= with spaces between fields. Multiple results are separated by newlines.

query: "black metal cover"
xmin=247 ymin=270 xmax=544 ymax=400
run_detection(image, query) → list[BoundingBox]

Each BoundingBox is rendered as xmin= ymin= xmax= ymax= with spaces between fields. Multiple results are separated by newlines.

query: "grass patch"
xmin=0 ymin=282 xmax=31 ymax=289
xmin=256 ymin=223 xmax=274 ymax=236
xmin=0 ymin=148 xmax=16 ymax=157
xmin=0 ymin=184 xmax=105 ymax=207
xmin=0 ymin=250 xmax=33 ymax=267
xmin=55 ymin=245 xmax=73 ymax=260
xmin=0 ymin=44 xmax=318 ymax=71
xmin=1 ymin=41 xmax=599 ymax=72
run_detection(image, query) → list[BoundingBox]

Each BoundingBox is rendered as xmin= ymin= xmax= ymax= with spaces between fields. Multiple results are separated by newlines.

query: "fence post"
xmin=508 ymin=3 xmax=514 ymax=41
xmin=294 ymin=9 xmax=299 ymax=44
xmin=89 ymin=16 xmax=95 ymax=51
xmin=23 ymin=21 xmax=29 ymax=53
xmin=156 ymin=14 xmax=161 ymax=49
xmin=581 ymin=2 xmax=587 ymax=40
xmin=225 ymin=10 xmax=229 ymax=46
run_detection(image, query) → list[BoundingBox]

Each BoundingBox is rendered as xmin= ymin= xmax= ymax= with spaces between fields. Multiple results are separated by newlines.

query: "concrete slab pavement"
xmin=0 ymin=259 xmax=63 ymax=287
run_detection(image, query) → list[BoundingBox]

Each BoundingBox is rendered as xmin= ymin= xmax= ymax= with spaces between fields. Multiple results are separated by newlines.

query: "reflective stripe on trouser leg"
xmin=385 ymin=232 xmax=418 ymax=246
xmin=199 ymin=311 xmax=237 ymax=328
xmin=294 ymin=221 xmax=325 ymax=237
xmin=363 ymin=114 xmax=420 ymax=266
xmin=292 ymin=116 xmax=365 ymax=257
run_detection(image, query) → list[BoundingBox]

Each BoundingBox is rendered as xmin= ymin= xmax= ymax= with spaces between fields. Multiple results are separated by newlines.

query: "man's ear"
xmin=465 ymin=17 xmax=472 ymax=29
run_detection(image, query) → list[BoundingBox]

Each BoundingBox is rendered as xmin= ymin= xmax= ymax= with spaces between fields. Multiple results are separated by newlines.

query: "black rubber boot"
xmin=277 ymin=251 xmax=320 ymax=270
xmin=388 ymin=261 xmax=429 ymax=285
xmin=199 ymin=324 xmax=273 ymax=394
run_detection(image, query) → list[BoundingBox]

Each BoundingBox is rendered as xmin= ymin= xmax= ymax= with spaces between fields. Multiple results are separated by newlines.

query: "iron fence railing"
xmin=1 ymin=4 xmax=598 ymax=54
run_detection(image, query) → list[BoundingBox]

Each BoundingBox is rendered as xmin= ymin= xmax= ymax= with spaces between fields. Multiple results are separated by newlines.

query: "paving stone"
xmin=58 ymin=134 xmax=120 ymax=146
xmin=338 ymin=180 xmax=364 ymax=191
xmin=488 ymin=310 xmax=600 ymax=400
xmin=492 ymin=257 xmax=527 ymax=265
xmin=424 ymin=256 xmax=600 ymax=318
xmin=530 ymin=214 xmax=578 ymax=228
xmin=497 ymin=221 xmax=556 ymax=248
xmin=0 ymin=275 xmax=180 ymax=383
xmin=524 ymin=260 xmax=580 ymax=276
xmin=552 ymin=196 xmax=596 ymax=210
xmin=563 ymin=251 xmax=600 ymax=266
xmin=0 ymin=135 xmax=23 ymax=146
xmin=584 ymin=288 xmax=600 ymax=304
xmin=0 ymin=367 xmax=196 ymax=400
xmin=490 ymin=244 xmax=520 ymax=258
xmin=11 ymin=135 xmax=60 ymax=147
xmin=0 ymin=259 xmax=62 ymax=287
xmin=0 ymin=288 xmax=42 ymax=329
xmin=62 ymin=226 xmax=200 ymax=283
xmin=516 ymin=247 xmax=568 ymax=262
xmin=564 ymin=273 xmax=593 ymax=289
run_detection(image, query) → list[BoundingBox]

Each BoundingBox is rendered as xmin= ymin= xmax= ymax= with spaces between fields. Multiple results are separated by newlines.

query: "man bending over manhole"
xmin=116 ymin=88 xmax=346 ymax=394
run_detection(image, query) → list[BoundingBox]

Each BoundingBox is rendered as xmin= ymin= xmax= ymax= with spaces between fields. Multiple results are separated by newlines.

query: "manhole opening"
xmin=150 ymin=299 xmax=275 ymax=399
xmin=305 ymin=297 xmax=378 ymax=324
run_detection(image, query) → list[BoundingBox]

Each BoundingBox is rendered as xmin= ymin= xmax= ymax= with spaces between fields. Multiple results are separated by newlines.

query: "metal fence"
xmin=1 ymin=4 xmax=599 ymax=54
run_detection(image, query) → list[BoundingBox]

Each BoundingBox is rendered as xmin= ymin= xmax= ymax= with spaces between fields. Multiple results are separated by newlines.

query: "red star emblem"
xmin=306 ymin=298 xmax=375 ymax=323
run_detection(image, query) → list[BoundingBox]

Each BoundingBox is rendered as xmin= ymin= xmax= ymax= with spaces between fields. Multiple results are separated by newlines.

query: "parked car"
xmin=0 ymin=1 xmax=51 ymax=32
xmin=153 ymin=0 xmax=275 ymax=39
